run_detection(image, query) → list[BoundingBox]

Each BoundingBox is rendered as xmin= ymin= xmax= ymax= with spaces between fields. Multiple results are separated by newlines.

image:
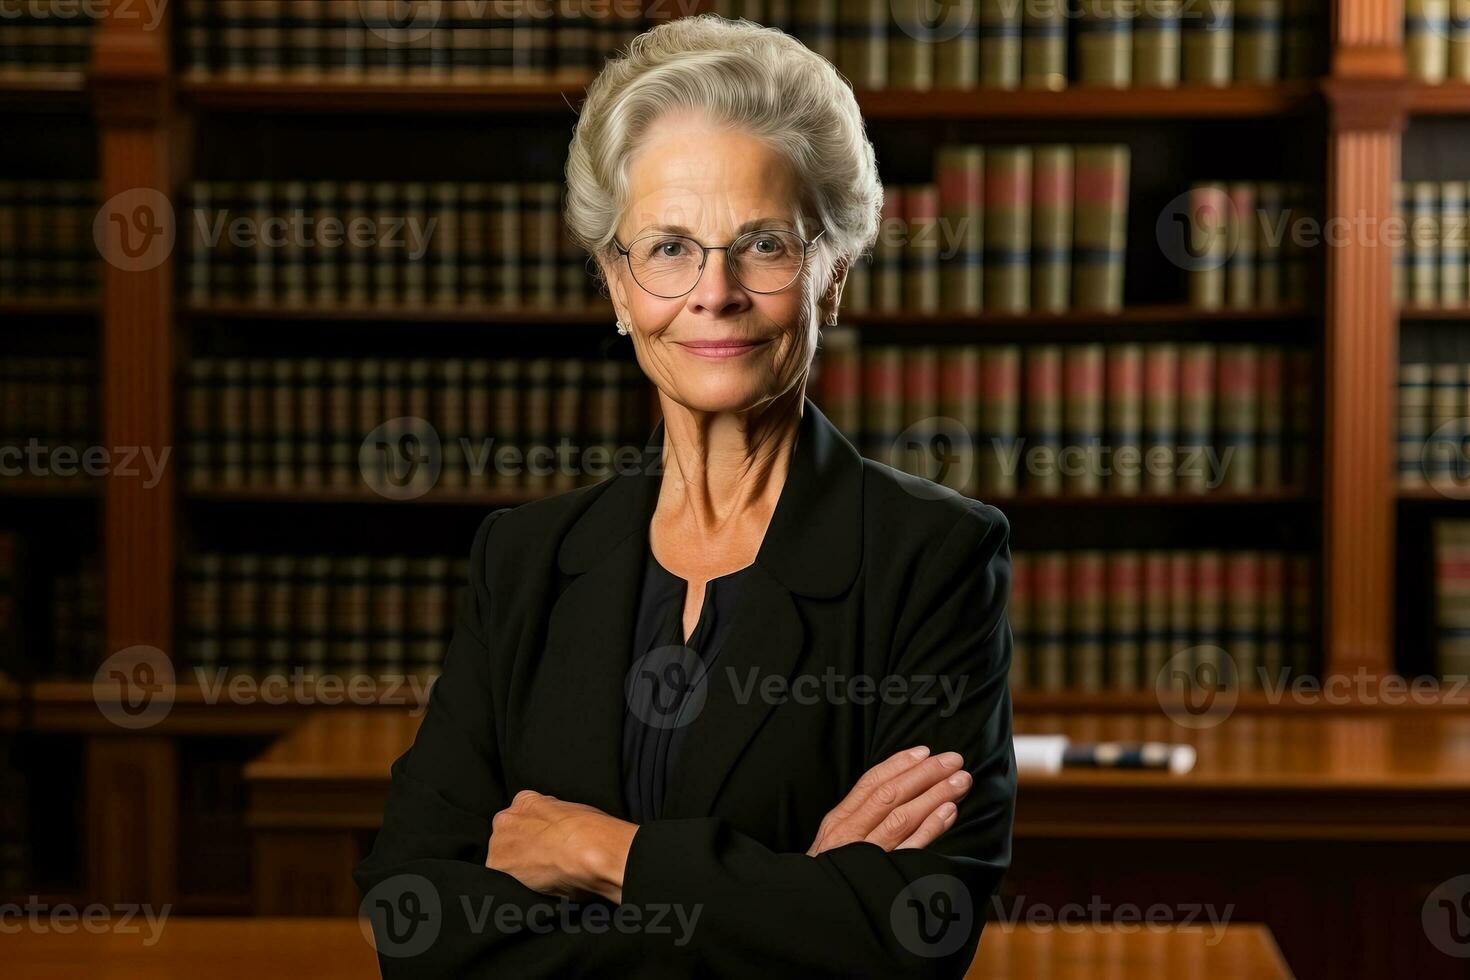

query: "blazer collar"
xmin=557 ymin=395 xmax=864 ymax=599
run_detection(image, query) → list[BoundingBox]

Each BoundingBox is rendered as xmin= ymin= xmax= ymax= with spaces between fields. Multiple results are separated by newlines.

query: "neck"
xmin=654 ymin=387 xmax=804 ymax=535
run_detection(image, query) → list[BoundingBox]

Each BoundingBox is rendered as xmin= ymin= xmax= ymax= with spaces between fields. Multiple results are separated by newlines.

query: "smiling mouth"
xmin=674 ymin=339 xmax=772 ymax=359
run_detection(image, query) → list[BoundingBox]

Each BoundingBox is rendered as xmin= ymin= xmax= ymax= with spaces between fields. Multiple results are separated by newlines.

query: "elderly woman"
xmin=356 ymin=14 xmax=1015 ymax=979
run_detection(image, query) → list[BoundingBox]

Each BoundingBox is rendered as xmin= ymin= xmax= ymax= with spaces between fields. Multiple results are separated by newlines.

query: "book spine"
xmin=1143 ymin=343 xmax=1179 ymax=494
xmin=979 ymin=0 xmax=1023 ymax=89
xmin=984 ymin=146 xmax=1031 ymax=313
xmin=862 ymin=345 xmax=903 ymax=468
xmin=938 ymin=344 xmax=982 ymax=495
xmin=1226 ymin=182 xmax=1258 ymax=308
xmin=904 ymin=185 xmax=941 ymax=314
xmin=900 ymin=346 xmax=939 ymax=481
xmin=837 ymin=0 xmax=887 ymax=91
xmin=1106 ymin=343 xmax=1143 ymax=495
xmin=1224 ymin=551 xmax=1261 ymax=688
xmin=1260 ymin=553 xmax=1286 ymax=680
xmin=888 ymin=0 xmax=933 ymax=90
xmin=1233 ymin=0 xmax=1282 ymax=82
xmin=1021 ymin=0 xmax=1067 ymax=91
xmin=1217 ymin=343 xmax=1259 ymax=491
xmin=978 ymin=345 xmax=1020 ymax=497
xmin=1176 ymin=343 xmax=1216 ymax=494
xmin=1182 ymin=0 xmax=1234 ymax=85
xmin=1188 ymin=182 xmax=1229 ymax=310
xmin=1075 ymin=0 xmax=1132 ymax=88
xmin=1023 ymin=344 xmax=1062 ymax=495
xmin=1411 ymin=180 xmax=1441 ymax=309
xmin=1033 ymin=552 xmax=1068 ymax=690
xmin=1070 ymin=551 xmax=1107 ymax=691
xmin=934 ymin=0 xmax=978 ymax=88
xmin=1255 ymin=180 xmax=1285 ymax=306
xmin=1106 ymin=551 xmax=1142 ymax=690
xmin=1400 ymin=361 xmax=1432 ymax=488
xmin=936 ymin=145 xmax=984 ymax=313
xmin=1257 ymin=345 xmax=1285 ymax=489
xmin=1133 ymin=0 xmax=1182 ymax=87
xmin=491 ymin=182 xmax=522 ymax=307
xmin=1063 ymin=344 xmax=1104 ymax=496
xmin=375 ymin=556 xmax=407 ymax=676
xmin=1141 ymin=550 xmax=1171 ymax=685
xmin=1030 ymin=145 xmax=1072 ymax=313
xmin=1072 ymin=145 xmax=1128 ymax=312
xmin=1407 ymin=0 xmax=1450 ymax=82
xmin=1442 ymin=181 xmax=1468 ymax=307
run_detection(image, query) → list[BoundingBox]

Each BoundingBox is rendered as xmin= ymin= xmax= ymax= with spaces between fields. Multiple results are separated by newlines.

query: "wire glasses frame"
xmin=612 ymin=227 xmax=827 ymax=299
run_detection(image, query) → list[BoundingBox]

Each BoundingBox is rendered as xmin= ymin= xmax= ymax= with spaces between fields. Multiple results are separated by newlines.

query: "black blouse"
xmin=621 ymin=548 xmax=753 ymax=824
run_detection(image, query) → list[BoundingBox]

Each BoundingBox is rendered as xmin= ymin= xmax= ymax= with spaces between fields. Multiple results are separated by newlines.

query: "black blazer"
xmin=355 ymin=398 xmax=1016 ymax=979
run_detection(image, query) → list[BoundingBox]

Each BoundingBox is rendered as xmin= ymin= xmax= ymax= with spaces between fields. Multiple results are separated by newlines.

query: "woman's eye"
xmin=655 ymin=240 xmax=685 ymax=258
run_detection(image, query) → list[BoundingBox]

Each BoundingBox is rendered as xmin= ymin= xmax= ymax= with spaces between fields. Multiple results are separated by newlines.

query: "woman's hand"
xmin=806 ymin=746 xmax=971 ymax=857
xmin=485 ymin=790 xmax=638 ymax=904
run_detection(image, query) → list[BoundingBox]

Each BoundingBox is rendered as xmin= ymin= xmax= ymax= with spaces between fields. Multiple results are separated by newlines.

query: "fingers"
xmin=896 ymin=801 xmax=960 ymax=850
xmin=865 ymin=763 xmax=972 ymax=850
xmin=846 ymin=752 xmax=966 ymax=839
xmin=822 ymin=745 xmax=931 ymax=826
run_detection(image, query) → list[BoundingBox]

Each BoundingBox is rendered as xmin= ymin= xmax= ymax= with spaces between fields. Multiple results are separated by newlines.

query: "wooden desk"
xmin=1013 ymin=713 xmax=1470 ymax=839
xmin=0 ymin=916 xmax=1289 ymax=979
xmin=245 ymin=710 xmax=1470 ymax=977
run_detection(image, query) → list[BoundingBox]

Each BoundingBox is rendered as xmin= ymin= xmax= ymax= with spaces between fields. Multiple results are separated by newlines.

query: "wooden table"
xmin=245 ymin=709 xmax=1470 ymax=977
xmin=0 ymin=916 xmax=1290 ymax=979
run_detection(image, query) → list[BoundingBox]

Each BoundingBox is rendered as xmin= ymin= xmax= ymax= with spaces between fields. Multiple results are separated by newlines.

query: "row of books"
xmin=843 ymin=145 xmax=1129 ymax=315
xmin=1434 ymin=520 xmax=1470 ymax=680
xmin=1404 ymin=0 xmax=1470 ymax=84
xmin=182 ymin=356 xmax=653 ymax=494
xmin=184 ymin=180 xmax=593 ymax=311
xmin=1010 ymin=548 xmax=1314 ymax=692
xmin=0 ymin=357 xmax=97 ymax=478
xmin=814 ymin=334 xmax=1315 ymax=497
xmin=0 ymin=532 xmax=101 ymax=680
xmin=1185 ymin=181 xmax=1319 ymax=311
xmin=178 ymin=0 xmax=650 ymax=80
xmin=1393 ymin=180 xmax=1470 ymax=311
xmin=714 ymin=0 xmax=1326 ymax=90
xmin=1398 ymin=358 xmax=1470 ymax=488
xmin=0 ymin=5 xmax=94 ymax=74
xmin=0 ymin=181 xmax=102 ymax=301
xmin=182 ymin=550 xmax=468 ymax=677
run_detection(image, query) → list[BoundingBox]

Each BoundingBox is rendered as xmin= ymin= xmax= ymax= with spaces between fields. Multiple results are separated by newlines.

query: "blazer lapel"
xmin=659 ymin=563 xmax=804 ymax=819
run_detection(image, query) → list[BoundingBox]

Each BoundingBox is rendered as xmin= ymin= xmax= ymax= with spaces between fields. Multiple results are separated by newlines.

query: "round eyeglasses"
xmin=612 ymin=227 xmax=826 ymax=299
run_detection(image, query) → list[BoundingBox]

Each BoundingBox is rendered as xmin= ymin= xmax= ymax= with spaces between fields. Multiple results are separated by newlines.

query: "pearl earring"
xmin=616 ymin=319 xmax=629 ymax=336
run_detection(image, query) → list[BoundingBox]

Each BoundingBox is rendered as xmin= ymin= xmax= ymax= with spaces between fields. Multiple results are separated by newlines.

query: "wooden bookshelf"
xmin=0 ymin=299 xmax=100 ymax=317
xmin=1397 ymin=306 xmax=1470 ymax=320
xmin=179 ymin=76 xmax=1322 ymax=120
xmin=1407 ymin=81 xmax=1470 ymax=115
xmin=179 ymin=74 xmax=596 ymax=114
xmin=0 ymin=72 xmax=87 ymax=108
xmin=0 ymin=0 xmax=1434 ymax=932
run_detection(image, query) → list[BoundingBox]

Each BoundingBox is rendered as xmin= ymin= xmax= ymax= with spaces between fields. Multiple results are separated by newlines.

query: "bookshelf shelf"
xmin=1397 ymin=306 xmax=1470 ymax=321
xmin=0 ymin=73 xmax=87 ymax=108
xmin=991 ymin=491 xmax=1314 ymax=507
xmin=1398 ymin=487 xmax=1470 ymax=502
xmin=182 ymin=302 xmax=614 ymax=324
xmin=1407 ymin=82 xmax=1470 ymax=115
xmin=1015 ymin=686 xmax=1470 ymax=712
xmin=186 ymin=487 xmax=539 ymax=506
xmin=177 ymin=77 xmax=1323 ymax=120
xmin=30 ymin=679 xmax=426 ymax=735
xmin=0 ymin=299 xmax=99 ymax=317
xmin=179 ymin=74 xmax=595 ymax=113
xmin=0 ymin=479 xmax=100 ymax=500
xmin=180 ymin=302 xmax=1313 ymax=329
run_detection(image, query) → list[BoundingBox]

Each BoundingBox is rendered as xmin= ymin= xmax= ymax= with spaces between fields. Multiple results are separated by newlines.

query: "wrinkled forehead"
xmin=619 ymin=115 xmax=805 ymax=241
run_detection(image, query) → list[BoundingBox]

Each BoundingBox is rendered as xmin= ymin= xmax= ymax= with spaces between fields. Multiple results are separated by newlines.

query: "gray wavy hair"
xmin=564 ymin=13 xmax=884 ymax=296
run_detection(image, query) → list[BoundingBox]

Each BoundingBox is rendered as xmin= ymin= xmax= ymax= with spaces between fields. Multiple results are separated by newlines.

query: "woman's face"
xmin=603 ymin=110 xmax=841 ymax=416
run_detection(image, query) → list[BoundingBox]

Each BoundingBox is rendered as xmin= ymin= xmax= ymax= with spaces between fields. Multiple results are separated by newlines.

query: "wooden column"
xmin=1320 ymin=0 xmax=1405 ymax=675
xmin=89 ymin=2 xmax=177 ymax=905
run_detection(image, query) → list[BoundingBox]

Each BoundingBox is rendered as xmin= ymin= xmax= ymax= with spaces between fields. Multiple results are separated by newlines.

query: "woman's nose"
xmin=687 ymin=248 xmax=750 ymax=315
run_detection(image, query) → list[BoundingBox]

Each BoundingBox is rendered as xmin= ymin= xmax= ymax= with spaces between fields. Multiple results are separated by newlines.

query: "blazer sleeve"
xmin=353 ymin=507 xmax=643 ymax=977
xmin=619 ymin=500 xmax=1016 ymax=980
